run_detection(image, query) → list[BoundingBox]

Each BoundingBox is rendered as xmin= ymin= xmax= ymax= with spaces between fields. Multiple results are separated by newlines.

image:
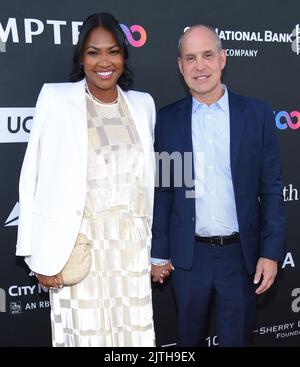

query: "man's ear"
xmin=178 ymin=57 xmax=184 ymax=75
xmin=220 ymin=49 xmax=227 ymax=70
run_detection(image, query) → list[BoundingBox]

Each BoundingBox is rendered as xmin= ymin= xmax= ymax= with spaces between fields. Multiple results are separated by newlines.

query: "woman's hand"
xmin=37 ymin=272 xmax=64 ymax=289
xmin=151 ymin=261 xmax=174 ymax=284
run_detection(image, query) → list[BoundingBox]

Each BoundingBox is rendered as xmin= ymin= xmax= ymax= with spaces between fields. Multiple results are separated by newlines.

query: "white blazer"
xmin=16 ymin=80 xmax=156 ymax=275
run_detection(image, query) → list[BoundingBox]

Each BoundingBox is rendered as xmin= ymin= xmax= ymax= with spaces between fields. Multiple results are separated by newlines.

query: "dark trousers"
xmin=172 ymin=241 xmax=257 ymax=347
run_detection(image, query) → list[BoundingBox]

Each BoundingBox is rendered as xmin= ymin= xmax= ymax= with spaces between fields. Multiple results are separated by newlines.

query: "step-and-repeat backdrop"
xmin=0 ymin=0 xmax=299 ymax=347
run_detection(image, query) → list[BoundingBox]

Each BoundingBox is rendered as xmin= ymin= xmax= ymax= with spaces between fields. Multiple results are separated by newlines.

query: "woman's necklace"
xmin=85 ymin=82 xmax=119 ymax=105
xmin=85 ymin=82 xmax=121 ymax=119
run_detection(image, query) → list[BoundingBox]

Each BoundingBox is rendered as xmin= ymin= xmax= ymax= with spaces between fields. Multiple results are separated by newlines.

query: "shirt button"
xmin=209 ymin=139 xmax=212 ymax=144
xmin=192 ymin=217 xmax=195 ymax=221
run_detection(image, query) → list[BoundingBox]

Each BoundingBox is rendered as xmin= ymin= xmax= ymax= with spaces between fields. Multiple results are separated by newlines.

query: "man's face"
xmin=178 ymin=27 xmax=226 ymax=105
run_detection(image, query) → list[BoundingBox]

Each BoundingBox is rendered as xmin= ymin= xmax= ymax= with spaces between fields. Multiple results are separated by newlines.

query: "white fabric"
xmin=16 ymin=80 xmax=156 ymax=276
xmin=50 ymin=96 xmax=155 ymax=347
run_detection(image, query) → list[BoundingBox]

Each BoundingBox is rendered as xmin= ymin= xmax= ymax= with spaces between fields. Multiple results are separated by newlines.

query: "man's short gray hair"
xmin=178 ymin=25 xmax=222 ymax=56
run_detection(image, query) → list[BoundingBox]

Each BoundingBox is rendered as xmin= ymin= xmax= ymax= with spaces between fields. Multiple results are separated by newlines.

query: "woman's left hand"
xmin=37 ymin=272 xmax=64 ymax=289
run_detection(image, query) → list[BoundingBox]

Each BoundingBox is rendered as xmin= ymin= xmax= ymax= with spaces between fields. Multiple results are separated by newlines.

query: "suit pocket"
xmin=170 ymin=212 xmax=181 ymax=227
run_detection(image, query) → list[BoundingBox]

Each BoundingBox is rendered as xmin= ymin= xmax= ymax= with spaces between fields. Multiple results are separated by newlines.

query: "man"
xmin=151 ymin=25 xmax=285 ymax=347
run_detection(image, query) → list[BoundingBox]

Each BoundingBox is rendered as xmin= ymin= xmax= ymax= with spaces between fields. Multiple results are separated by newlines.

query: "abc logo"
xmin=275 ymin=111 xmax=300 ymax=130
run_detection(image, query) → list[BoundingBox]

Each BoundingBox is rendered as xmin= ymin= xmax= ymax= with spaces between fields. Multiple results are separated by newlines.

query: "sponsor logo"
xmin=0 ymin=288 xmax=6 ymax=312
xmin=225 ymin=49 xmax=258 ymax=57
xmin=184 ymin=26 xmax=293 ymax=58
xmin=275 ymin=110 xmax=300 ymax=130
xmin=283 ymin=184 xmax=299 ymax=202
xmin=0 ymin=108 xmax=34 ymax=143
xmin=0 ymin=18 xmax=147 ymax=48
xmin=215 ymin=28 xmax=292 ymax=43
xmin=282 ymin=252 xmax=296 ymax=269
xmin=5 ymin=202 xmax=19 ymax=227
xmin=120 ymin=24 xmax=147 ymax=47
xmin=0 ymin=39 xmax=6 ymax=52
xmin=253 ymin=321 xmax=300 ymax=339
xmin=10 ymin=301 xmax=22 ymax=314
xmin=0 ymin=284 xmax=50 ymax=314
xmin=291 ymin=24 xmax=300 ymax=55
xmin=291 ymin=288 xmax=300 ymax=313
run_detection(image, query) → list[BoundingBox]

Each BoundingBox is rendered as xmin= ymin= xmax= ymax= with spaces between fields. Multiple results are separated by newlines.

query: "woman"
xmin=16 ymin=13 xmax=156 ymax=347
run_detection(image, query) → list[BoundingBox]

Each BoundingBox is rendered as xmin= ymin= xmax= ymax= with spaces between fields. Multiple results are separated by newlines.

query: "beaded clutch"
xmin=61 ymin=233 xmax=92 ymax=286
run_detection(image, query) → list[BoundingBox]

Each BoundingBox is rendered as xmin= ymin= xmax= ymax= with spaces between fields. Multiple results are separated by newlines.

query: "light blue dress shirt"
xmin=152 ymin=86 xmax=239 ymax=265
xmin=192 ymin=86 xmax=239 ymax=236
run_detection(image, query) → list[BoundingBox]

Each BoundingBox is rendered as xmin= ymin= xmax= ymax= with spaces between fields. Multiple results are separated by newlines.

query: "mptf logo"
xmin=120 ymin=24 xmax=147 ymax=47
xmin=275 ymin=110 xmax=300 ymax=130
xmin=0 ymin=18 xmax=147 ymax=48
xmin=291 ymin=24 xmax=300 ymax=55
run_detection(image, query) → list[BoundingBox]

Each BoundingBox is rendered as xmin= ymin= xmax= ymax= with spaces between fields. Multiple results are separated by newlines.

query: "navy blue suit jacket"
xmin=151 ymin=91 xmax=286 ymax=274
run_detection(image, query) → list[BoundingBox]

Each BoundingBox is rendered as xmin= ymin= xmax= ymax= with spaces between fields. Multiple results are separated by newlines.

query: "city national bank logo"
xmin=0 ymin=284 xmax=50 ymax=313
xmin=275 ymin=110 xmax=300 ymax=130
xmin=291 ymin=24 xmax=300 ymax=55
xmin=0 ymin=18 xmax=147 ymax=48
xmin=0 ymin=108 xmax=34 ymax=143
xmin=5 ymin=202 xmax=19 ymax=227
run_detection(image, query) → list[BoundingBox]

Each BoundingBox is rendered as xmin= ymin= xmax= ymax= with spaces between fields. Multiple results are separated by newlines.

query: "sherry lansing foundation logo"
xmin=0 ymin=108 xmax=34 ymax=143
xmin=5 ymin=203 xmax=19 ymax=227
xmin=291 ymin=24 xmax=300 ymax=55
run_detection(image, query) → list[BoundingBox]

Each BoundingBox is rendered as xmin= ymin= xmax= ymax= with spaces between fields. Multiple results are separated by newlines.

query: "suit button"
xmin=192 ymin=217 xmax=195 ymax=221
xmin=76 ymin=210 xmax=82 ymax=216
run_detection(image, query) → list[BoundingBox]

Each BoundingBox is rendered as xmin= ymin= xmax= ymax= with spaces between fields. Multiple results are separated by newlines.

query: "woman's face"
xmin=83 ymin=27 xmax=124 ymax=100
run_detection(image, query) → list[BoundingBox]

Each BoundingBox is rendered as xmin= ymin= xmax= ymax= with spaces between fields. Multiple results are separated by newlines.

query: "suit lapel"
xmin=178 ymin=96 xmax=193 ymax=153
xmin=229 ymin=91 xmax=247 ymax=179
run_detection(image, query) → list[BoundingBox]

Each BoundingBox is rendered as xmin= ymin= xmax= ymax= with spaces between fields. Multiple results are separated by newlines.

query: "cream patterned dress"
xmin=50 ymin=90 xmax=155 ymax=347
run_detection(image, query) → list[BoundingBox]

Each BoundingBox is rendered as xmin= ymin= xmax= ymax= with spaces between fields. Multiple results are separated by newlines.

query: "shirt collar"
xmin=192 ymin=84 xmax=229 ymax=113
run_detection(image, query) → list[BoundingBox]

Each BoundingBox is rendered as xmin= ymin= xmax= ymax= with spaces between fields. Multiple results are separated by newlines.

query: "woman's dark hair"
xmin=70 ymin=12 xmax=133 ymax=90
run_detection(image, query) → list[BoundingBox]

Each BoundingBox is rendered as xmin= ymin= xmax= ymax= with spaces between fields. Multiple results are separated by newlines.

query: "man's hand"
xmin=254 ymin=257 xmax=278 ymax=295
xmin=37 ymin=272 xmax=64 ymax=289
xmin=151 ymin=261 xmax=174 ymax=284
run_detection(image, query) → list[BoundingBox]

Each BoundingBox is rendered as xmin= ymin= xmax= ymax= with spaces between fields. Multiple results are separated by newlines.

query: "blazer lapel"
xmin=119 ymin=88 xmax=149 ymax=150
xmin=68 ymin=80 xmax=88 ymax=170
xmin=228 ymin=91 xmax=247 ymax=179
